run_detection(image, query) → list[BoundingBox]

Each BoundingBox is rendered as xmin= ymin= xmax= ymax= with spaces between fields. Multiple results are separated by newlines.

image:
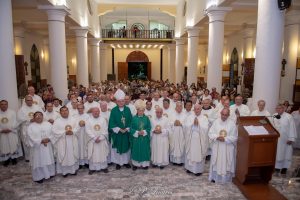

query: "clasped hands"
xmin=41 ymin=138 xmax=50 ymax=146
xmin=216 ymin=136 xmax=225 ymax=142
xmin=174 ymin=120 xmax=182 ymax=126
xmin=119 ymin=128 xmax=128 ymax=133
xmin=0 ymin=129 xmax=11 ymax=134
xmin=65 ymin=130 xmax=73 ymax=135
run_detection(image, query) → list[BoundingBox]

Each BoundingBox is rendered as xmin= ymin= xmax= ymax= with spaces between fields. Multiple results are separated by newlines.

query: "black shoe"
xmin=281 ymin=168 xmax=287 ymax=174
xmin=25 ymin=160 xmax=29 ymax=162
xmin=211 ymin=180 xmax=215 ymax=183
xmin=152 ymin=164 xmax=158 ymax=168
xmin=195 ymin=173 xmax=202 ymax=176
xmin=63 ymin=174 xmax=68 ymax=178
xmin=102 ymin=168 xmax=109 ymax=173
xmin=11 ymin=158 xmax=17 ymax=165
xmin=79 ymin=165 xmax=83 ymax=169
xmin=178 ymin=163 xmax=183 ymax=166
xmin=84 ymin=164 xmax=89 ymax=168
xmin=205 ymin=155 xmax=211 ymax=161
xmin=159 ymin=166 xmax=164 ymax=170
xmin=124 ymin=164 xmax=131 ymax=168
xmin=143 ymin=166 xmax=148 ymax=170
xmin=71 ymin=171 xmax=77 ymax=176
xmin=186 ymin=170 xmax=192 ymax=174
xmin=275 ymin=168 xmax=280 ymax=173
xmin=35 ymin=179 xmax=43 ymax=184
xmin=108 ymin=163 xmax=113 ymax=166
xmin=3 ymin=159 xmax=10 ymax=167
xmin=88 ymin=170 xmax=95 ymax=175
xmin=132 ymin=166 xmax=137 ymax=171
xmin=116 ymin=164 xmax=121 ymax=170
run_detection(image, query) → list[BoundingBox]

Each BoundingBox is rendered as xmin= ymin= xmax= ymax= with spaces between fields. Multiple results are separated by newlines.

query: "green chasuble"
xmin=108 ymin=106 xmax=132 ymax=154
xmin=130 ymin=115 xmax=151 ymax=162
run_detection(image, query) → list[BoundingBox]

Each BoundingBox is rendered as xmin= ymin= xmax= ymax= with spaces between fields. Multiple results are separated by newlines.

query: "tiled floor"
xmin=0 ymin=150 xmax=299 ymax=200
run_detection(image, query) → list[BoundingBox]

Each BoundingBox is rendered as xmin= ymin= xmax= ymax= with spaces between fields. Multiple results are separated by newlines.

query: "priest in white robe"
xmin=291 ymin=107 xmax=300 ymax=148
xmin=169 ymin=102 xmax=186 ymax=165
xmin=125 ymin=95 xmax=137 ymax=116
xmin=273 ymin=104 xmax=297 ymax=174
xmin=208 ymin=108 xmax=237 ymax=183
xmin=184 ymin=104 xmax=209 ymax=175
xmin=52 ymin=106 xmax=80 ymax=177
xmin=24 ymin=86 xmax=45 ymax=109
xmin=162 ymin=99 xmax=172 ymax=119
xmin=86 ymin=108 xmax=109 ymax=174
xmin=151 ymin=92 xmax=163 ymax=108
xmin=17 ymin=95 xmax=43 ymax=161
xmin=44 ymin=102 xmax=60 ymax=124
xmin=27 ymin=112 xmax=55 ymax=183
xmin=251 ymin=100 xmax=271 ymax=116
xmin=229 ymin=95 xmax=250 ymax=120
xmin=53 ymin=98 xmax=62 ymax=113
xmin=0 ymin=100 xmax=22 ymax=166
xmin=144 ymin=100 xmax=154 ymax=119
xmin=74 ymin=103 xmax=89 ymax=167
xmin=150 ymin=107 xmax=169 ymax=169
xmin=84 ymin=93 xmax=100 ymax=113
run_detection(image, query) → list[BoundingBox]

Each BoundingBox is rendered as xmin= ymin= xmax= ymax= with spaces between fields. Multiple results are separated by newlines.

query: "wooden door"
xmin=147 ymin=62 xmax=151 ymax=80
xmin=118 ymin=62 xmax=128 ymax=81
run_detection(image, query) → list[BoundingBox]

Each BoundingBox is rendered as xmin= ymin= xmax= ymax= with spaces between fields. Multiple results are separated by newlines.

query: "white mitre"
xmin=114 ymin=89 xmax=125 ymax=100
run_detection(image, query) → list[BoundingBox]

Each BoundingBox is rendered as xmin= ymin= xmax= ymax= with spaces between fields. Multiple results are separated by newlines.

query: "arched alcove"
xmin=30 ymin=44 xmax=41 ymax=90
xmin=230 ymin=48 xmax=239 ymax=88
xmin=118 ymin=50 xmax=151 ymax=81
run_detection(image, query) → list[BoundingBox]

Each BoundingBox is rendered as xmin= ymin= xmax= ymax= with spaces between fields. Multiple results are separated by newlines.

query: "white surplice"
xmin=74 ymin=113 xmax=89 ymax=165
xmin=0 ymin=109 xmax=22 ymax=161
xmin=27 ymin=121 xmax=55 ymax=181
xmin=272 ymin=112 xmax=297 ymax=169
xmin=86 ymin=116 xmax=109 ymax=171
xmin=169 ymin=110 xmax=186 ymax=164
xmin=291 ymin=110 xmax=300 ymax=148
xmin=150 ymin=116 xmax=169 ymax=166
xmin=52 ymin=116 xmax=80 ymax=175
xmin=184 ymin=114 xmax=209 ymax=174
xmin=208 ymin=118 xmax=237 ymax=183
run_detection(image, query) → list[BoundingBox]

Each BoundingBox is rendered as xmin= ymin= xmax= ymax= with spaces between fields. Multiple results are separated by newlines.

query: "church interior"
xmin=0 ymin=0 xmax=300 ymax=199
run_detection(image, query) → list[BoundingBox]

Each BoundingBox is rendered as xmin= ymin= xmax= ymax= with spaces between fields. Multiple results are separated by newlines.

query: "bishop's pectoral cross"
xmin=121 ymin=116 xmax=126 ymax=126
xmin=139 ymin=122 xmax=144 ymax=131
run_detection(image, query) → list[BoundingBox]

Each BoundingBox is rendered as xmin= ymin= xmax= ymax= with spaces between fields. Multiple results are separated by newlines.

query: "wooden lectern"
xmin=236 ymin=116 xmax=280 ymax=184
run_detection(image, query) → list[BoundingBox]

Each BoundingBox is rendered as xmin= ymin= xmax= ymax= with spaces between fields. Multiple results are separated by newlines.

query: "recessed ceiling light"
xmin=159 ymin=45 xmax=164 ymax=49
xmin=117 ymin=44 xmax=121 ymax=48
xmin=123 ymin=44 xmax=127 ymax=48
xmin=111 ymin=44 xmax=115 ymax=48
xmin=129 ymin=44 xmax=133 ymax=48
xmin=153 ymin=45 xmax=158 ymax=48
xmin=136 ymin=44 xmax=140 ymax=48
xmin=147 ymin=45 xmax=152 ymax=48
xmin=141 ymin=45 xmax=146 ymax=48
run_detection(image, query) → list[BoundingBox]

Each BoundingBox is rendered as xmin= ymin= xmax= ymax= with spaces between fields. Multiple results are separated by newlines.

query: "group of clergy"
xmin=0 ymin=83 xmax=299 ymax=185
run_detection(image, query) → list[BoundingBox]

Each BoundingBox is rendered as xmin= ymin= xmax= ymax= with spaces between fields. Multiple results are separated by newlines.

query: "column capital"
xmin=100 ymin=42 xmax=109 ymax=50
xmin=186 ymin=26 xmax=201 ymax=37
xmin=175 ymin=37 xmax=185 ymax=45
xmin=205 ymin=6 xmax=232 ymax=22
xmin=71 ymin=27 xmax=89 ymax=37
xmin=38 ymin=5 xmax=70 ymax=21
xmin=89 ymin=38 xmax=101 ymax=46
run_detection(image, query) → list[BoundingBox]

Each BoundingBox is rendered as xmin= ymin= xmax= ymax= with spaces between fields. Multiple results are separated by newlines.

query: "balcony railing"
xmin=101 ymin=29 xmax=174 ymax=40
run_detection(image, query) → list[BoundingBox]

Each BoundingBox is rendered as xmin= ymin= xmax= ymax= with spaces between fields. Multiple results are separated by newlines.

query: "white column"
xmin=72 ymin=27 xmax=89 ymax=87
xmin=252 ymin=0 xmax=285 ymax=113
xmin=206 ymin=7 xmax=231 ymax=93
xmin=14 ymin=27 xmax=25 ymax=55
xmin=100 ymin=42 xmax=108 ymax=81
xmin=175 ymin=38 xmax=185 ymax=84
xmin=280 ymin=13 xmax=299 ymax=102
xmin=242 ymin=25 xmax=255 ymax=58
xmin=0 ymin=0 xmax=18 ymax=110
xmin=186 ymin=27 xmax=200 ymax=86
xmin=168 ymin=44 xmax=176 ymax=83
xmin=39 ymin=5 xmax=69 ymax=101
xmin=90 ymin=38 xmax=101 ymax=83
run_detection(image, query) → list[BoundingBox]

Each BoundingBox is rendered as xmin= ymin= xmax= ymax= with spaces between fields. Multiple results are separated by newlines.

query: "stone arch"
xmin=126 ymin=50 xmax=149 ymax=62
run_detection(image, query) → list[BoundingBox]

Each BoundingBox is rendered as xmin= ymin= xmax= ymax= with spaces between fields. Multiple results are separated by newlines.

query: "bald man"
xmin=86 ymin=108 xmax=109 ymax=174
xmin=24 ymin=86 xmax=45 ymax=109
xmin=208 ymin=108 xmax=237 ymax=183
xmin=184 ymin=104 xmax=209 ymax=176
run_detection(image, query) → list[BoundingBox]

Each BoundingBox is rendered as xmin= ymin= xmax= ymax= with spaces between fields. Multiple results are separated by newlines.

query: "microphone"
xmin=259 ymin=114 xmax=281 ymax=124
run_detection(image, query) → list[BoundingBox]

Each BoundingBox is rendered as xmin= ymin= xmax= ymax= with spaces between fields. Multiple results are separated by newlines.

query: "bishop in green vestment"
xmin=108 ymin=89 xmax=132 ymax=169
xmin=130 ymin=99 xmax=151 ymax=170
